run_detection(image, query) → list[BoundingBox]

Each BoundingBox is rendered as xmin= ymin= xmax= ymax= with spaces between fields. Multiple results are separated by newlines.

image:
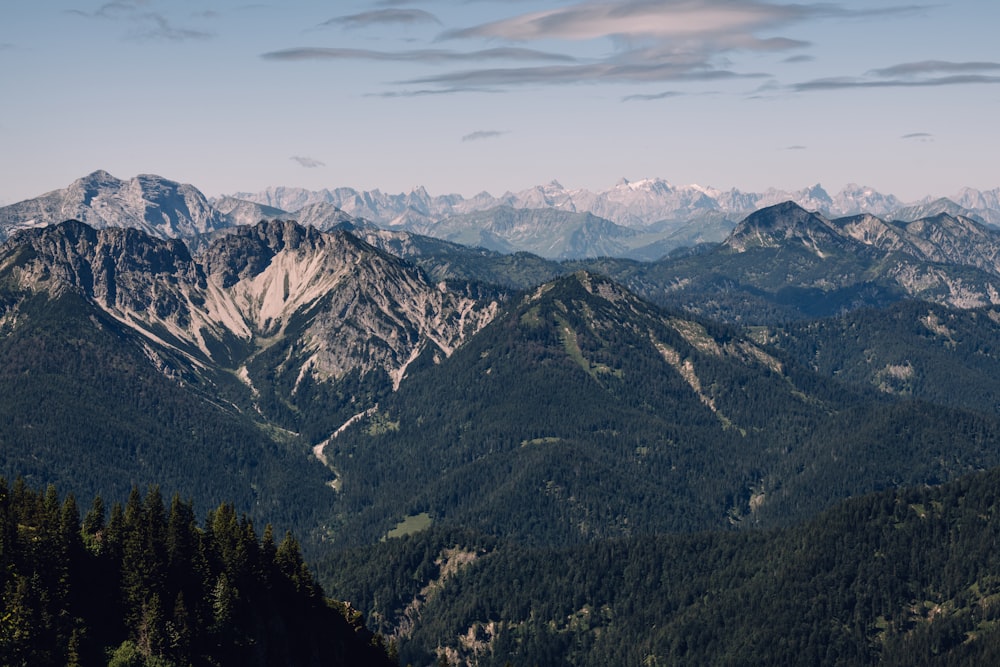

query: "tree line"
xmin=0 ymin=478 xmax=395 ymax=667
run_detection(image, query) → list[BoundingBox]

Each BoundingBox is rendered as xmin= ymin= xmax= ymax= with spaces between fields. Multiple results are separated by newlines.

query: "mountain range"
xmin=7 ymin=170 xmax=1000 ymax=664
xmin=231 ymin=176 xmax=1000 ymax=228
xmin=4 ymin=171 xmax=1000 ymax=261
xmin=5 ymin=202 xmax=1000 ymax=537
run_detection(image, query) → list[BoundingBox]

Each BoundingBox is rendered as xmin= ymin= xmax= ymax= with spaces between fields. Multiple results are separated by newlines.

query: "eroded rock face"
xmin=0 ymin=219 xmax=501 ymax=389
xmin=0 ymin=171 xmax=231 ymax=241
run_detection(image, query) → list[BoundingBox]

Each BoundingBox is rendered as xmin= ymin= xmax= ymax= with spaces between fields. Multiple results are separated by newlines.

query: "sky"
xmin=1 ymin=0 xmax=999 ymax=206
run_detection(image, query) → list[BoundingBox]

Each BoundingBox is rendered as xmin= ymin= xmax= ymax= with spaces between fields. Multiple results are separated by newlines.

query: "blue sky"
xmin=1 ymin=1 xmax=998 ymax=205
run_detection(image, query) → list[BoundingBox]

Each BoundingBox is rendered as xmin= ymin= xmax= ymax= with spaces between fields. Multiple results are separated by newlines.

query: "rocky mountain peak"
xmin=0 ymin=170 xmax=230 ymax=242
xmin=724 ymin=201 xmax=840 ymax=252
xmin=72 ymin=169 xmax=123 ymax=194
xmin=4 ymin=220 xmax=204 ymax=324
xmin=1 ymin=218 xmax=501 ymax=392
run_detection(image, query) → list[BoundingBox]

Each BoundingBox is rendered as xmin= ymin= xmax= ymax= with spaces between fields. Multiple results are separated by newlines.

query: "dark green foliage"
xmin=0 ymin=289 xmax=337 ymax=550
xmin=327 ymin=467 xmax=1000 ymax=666
xmin=324 ymin=272 xmax=1000 ymax=547
xmin=568 ymin=242 xmax=910 ymax=323
xmin=0 ymin=479 xmax=395 ymax=667
xmin=761 ymin=301 xmax=1000 ymax=415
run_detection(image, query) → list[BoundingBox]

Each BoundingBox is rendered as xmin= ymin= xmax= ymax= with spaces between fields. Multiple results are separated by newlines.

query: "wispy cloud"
xmin=321 ymin=9 xmax=441 ymax=29
xmin=901 ymin=132 xmax=933 ymax=142
xmin=793 ymin=60 xmax=1000 ymax=92
xmin=794 ymin=74 xmax=1000 ymax=92
xmin=421 ymin=1 xmax=921 ymax=90
xmin=441 ymin=1 xmax=821 ymax=42
xmin=268 ymin=0 xmax=928 ymax=94
xmin=367 ymin=87 xmax=500 ymax=97
xmin=870 ymin=61 xmax=1000 ymax=77
xmin=461 ymin=130 xmax=506 ymax=142
xmin=622 ymin=91 xmax=683 ymax=102
xmin=786 ymin=145 xmax=807 ymax=150
xmin=68 ymin=2 xmax=212 ymax=41
xmin=441 ymin=1 xmax=922 ymax=44
xmin=131 ymin=14 xmax=212 ymax=41
xmin=403 ymin=63 xmax=760 ymax=87
xmin=67 ymin=1 xmax=151 ymax=19
xmin=290 ymin=156 xmax=326 ymax=168
xmin=262 ymin=46 xmax=576 ymax=64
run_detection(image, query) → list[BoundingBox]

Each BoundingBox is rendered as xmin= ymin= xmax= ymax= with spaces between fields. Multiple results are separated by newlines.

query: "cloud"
xmin=68 ymin=2 xmax=212 ymax=41
xmin=440 ymin=1 xmax=921 ymax=44
xmin=415 ymin=1 xmax=926 ymax=90
xmin=622 ymin=90 xmax=683 ymax=102
xmin=441 ymin=0 xmax=820 ymax=42
xmin=131 ymin=14 xmax=212 ymax=41
xmin=261 ymin=46 xmax=576 ymax=64
xmin=901 ymin=132 xmax=933 ymax=142
xmin=785 ymin=145 xmax=807 ymax=150
xmin=67 ymin=1 xmax=151 ymax=19
xmin=461 ymin=130 xmax=506 ymax=142
xmin=870 ymin=61 xmax=1000 ymax=77
xmin=367 ymin=87 xmax=500 ymax=97
xmin=290 ymin=156 xmax=326 ymax=168
xmin=792 ymin=60 xmax=1000 ymax=92
xmin=267 ymin=0 xmax=927 ymax=93
xmin=403 ymin=63 xmax=761 ymax=87
xmin=793 ymin=73 xmax=1000 ymax=92
xmin=321 ymin=9 xmax=441 ymax=29
xmin=783 ymin=54 xmax=814 ymax=64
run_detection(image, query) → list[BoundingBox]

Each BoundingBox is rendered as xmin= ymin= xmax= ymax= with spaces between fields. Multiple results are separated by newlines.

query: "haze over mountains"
xmin=3 ymin=170 xmax=1000 ymax=261
xmin=231 ymin=176 xmax=1000 ymax=228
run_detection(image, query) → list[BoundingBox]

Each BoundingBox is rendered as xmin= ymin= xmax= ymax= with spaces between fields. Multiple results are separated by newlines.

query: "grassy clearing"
xmin=385 ymin=512 xmax=433 ymax=539
xmin=521 ymin=437 xmax=563 ymax=447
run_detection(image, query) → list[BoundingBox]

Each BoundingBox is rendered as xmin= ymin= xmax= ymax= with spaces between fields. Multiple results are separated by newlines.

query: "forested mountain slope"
xmin=325 ymin=466 xmax=1000 ymax=666
xmin=757 ymin=300 xmax=1000 ymax=415
xmin=323 ymin=271 xmax=1000 ymax=546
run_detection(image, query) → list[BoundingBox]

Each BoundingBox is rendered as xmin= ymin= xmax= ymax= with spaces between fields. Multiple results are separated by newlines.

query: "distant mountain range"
xmin=3 ymin=171 xmax=1000 ymax=260
xmin=231 ymin=177 xmax=1000 ymax=229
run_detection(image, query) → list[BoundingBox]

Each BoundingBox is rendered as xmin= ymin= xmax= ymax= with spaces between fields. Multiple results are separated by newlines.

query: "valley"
xmin=3 ymin=172 xmax=1000 ymax=664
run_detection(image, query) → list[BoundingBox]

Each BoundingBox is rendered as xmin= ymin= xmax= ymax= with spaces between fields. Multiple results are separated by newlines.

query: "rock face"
xmin=727 ymin=203 xmax=1000 ymax=276
xmin=212 ymin=196 xmax=287 ymax=228
xmin=0 ymin=219 xmax=500 ymax=389
xmin=724 ymin=201 xmax=849 ymax=253
xmin=712 ymin=202 xmax=1000 ymax=313
xmin=0 ymin=170 xmax=231 ymax=241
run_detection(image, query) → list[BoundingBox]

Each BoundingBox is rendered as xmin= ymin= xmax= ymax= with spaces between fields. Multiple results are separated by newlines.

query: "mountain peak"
xmin=804 ymin=183 xmax=829 ymax=198
xmin=725 ymin=201 xmax=840 ymax=252
xmin=80 ymin=169 xmax=117 ymax=182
